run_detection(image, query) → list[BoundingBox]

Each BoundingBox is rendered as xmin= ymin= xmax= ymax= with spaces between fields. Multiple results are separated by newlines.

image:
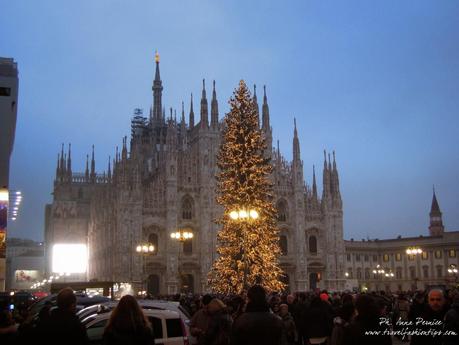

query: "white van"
xmin=83 ymin=308 xmax=190 ymax=345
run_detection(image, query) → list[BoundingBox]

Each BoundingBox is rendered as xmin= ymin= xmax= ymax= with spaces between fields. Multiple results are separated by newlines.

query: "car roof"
xmin=84 ymin=308 xmax=180 ymax=325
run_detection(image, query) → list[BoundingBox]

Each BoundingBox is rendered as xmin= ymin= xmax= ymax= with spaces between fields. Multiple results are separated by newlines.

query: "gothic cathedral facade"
xmin=44 ymin=56 xmax=345 ymax=294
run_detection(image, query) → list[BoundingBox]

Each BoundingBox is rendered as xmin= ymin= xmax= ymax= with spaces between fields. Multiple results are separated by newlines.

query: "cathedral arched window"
xmin=148 ymin=233 xmax=159 ymax=255
xmin=279 ymin=235 xmax=288 ymax=256
xmin=309 ymin=236 xmax=317 ymax=254
xmin=78 ymin=188 xmax=83 ymax=199
xmin=181 ymin=196 xmax=193 ymax=220
xmin=276 ymin=199 xmax=288 ymax=222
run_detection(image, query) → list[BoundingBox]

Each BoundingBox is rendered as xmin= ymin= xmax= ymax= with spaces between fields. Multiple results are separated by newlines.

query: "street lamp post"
xmin=228 ymin=207 xmax=259 ymax=291
xmin=135 ymin=242 xmax=155 ymax=295
xmin=406 ymin=247 xmax=423 ymax=290
xmin=448 ymin=264 xmax=458 ymax=287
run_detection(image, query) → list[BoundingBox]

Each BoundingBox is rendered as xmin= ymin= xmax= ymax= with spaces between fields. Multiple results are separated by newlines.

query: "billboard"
xmin=52 ymin=244 xmax=88 ymax=273
xmin=15 ymin=270 xmax=41 ymax=282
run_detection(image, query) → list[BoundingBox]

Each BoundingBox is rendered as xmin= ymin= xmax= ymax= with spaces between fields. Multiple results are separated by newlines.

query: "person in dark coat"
xmin=409 ymin=289 xmax=448 ymax=345
xmin=203 ymin=298 xmax=232 ymax=345
xmin=301 ymin=296 xmax=333 ymax=345
xmin=231 ymin=285 xmax=284 ymax=345
xmin=41 ymin=287 xmax=89 ymax=345
xmin=443 ymin=292 xmax=459 ymax=345
xmin=102 ymin=294 xmax=154 ymax=345
xmin=342 ymin=294 xmax=392 ymax=345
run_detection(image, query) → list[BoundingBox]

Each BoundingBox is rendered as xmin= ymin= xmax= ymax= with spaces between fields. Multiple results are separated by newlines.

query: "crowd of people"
xmin=0 ymin=285 xmax=458 ymax=345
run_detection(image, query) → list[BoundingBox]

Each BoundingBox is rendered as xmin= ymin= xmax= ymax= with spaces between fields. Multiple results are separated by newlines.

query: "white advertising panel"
xmin=52 ymin=244 xmax=88 ymax=273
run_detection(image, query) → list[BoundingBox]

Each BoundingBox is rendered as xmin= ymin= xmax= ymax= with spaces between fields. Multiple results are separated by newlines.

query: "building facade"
xmin=344 ymin=192 xmax=459 ymax=292
xmin=0 ymin=57 xmax=19 ymax=291
xmin=44 ymin=55 xmax=345 ymax=294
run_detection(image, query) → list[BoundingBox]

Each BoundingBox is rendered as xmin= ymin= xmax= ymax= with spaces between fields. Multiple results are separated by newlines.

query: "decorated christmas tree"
xmin=208 ymin=80 xmax=285 ymax=294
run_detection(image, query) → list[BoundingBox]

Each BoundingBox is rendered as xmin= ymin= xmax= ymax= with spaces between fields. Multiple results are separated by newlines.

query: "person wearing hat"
xmin=231 ymin=285 xmax=283 ymax=345
xmin=190 ymin=294 xmax=213 ymax=345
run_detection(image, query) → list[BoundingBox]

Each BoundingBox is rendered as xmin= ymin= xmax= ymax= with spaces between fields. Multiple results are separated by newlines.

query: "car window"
xmin=87 ymin=319 xmax=108 ymax=341
xmin=148 ymin=316 xmax=163 ymax=339
xmin=166 ymin=318 xmax=183 ymax=338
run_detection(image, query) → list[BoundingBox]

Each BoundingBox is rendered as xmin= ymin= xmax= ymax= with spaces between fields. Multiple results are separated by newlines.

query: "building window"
xmin=148 ymin=233 xmax=159 ymax=255
xmin=279 ymin=235 xmax=288 ymax=256
xmin=383 ymin=254 xmax=389 ymax=262
xmin=408 ymin=254 xmax=414 ymax=261
xmin=347 ymin=254 xmax=351 ymax=262
xmin=373 ymin=255 xmax=378 ymax=262
xmin=449 ymin=249 xmax=456 ymax=258
xmin=181 ymin=197 xmax=193 ymax=220
xmin=356 ymin=254 xmax=361 ymax=262
xmin=277 ymin=200 xmax=288 ymax=222
xmin=357 ymin=268 xmax=362 ymax=279
xmin=0 ymin=87 xmax=11 ymax=96
xmin=309 ymin=236 xmax=317 ymax=254
xmin=422 ymin=266 xmax=429 ymax=278
xmin=183 ymin=240 xmax=192 ymax=255
xmin=348 ymin=268 xmax=353 ymax=279
xmin=435 ymin=250 xmax=442 ymax=259
xmin=410 ymin=267 xmax=417 ymax=279
xmin=396 ymin=267 xmax=402 ymax=279
xmin=365 ymin=268 xmax=370 ymax=279
xmin=422 ymin=251 xmax=428 ymax=260
xmin=364 ymin=254 xmax=369 ymax=262
xmin=78 ymin=188 xmax=83 ymax=199
xmin=436 ymin=266 xmax=443 ymax=278
xmin=396 ymin=253 xmax=401 ymax=261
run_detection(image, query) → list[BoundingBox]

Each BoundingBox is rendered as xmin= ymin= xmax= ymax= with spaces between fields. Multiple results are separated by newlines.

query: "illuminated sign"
xmin=52 ymin=244 xmax=88 ymax=273
xmin=15 ymin=270 xmax=41 ymax=282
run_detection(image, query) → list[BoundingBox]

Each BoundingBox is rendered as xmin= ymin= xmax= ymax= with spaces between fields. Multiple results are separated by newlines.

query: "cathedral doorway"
xmin=309 ymin=273 xmax=319 ymax=290
xmin=147 ymin=274 xmax=160 ymax=296
xmin=180 ymin=274 xmax=194 ymax=294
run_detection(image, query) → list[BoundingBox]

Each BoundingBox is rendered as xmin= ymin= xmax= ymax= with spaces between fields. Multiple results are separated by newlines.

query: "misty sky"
xmin=2 ymin=0 xmax=458 ymax=242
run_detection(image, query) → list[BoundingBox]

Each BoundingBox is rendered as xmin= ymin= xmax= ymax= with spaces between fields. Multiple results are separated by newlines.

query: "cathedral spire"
xmin=331 ymin=151 xmax=342 ymax=208
xmin=200 ymin=79 xmax=208 ymax=129
xmin=293 ymin=118 xmax=300 ymax=162
xmin=253 ymin=84 xmax=260 ymax=128
xmin=322 ymin=150 xmax=331 ymax=203
xmin=429 ymin=187 xmax=444 ymax=236
xmin=67 ymin=143 xmax=72 ymax=181
xmin=312 ymin=165 xmax=318 ymax=199
xmin=107 ymin=156 xmax=112 ymax=182
xmin=85 ymin=154 xmax=89 ymax=181
xmin=181 ymin=101 xmax=185 ymax=125
xmin=262 ymin=85 xmax=270 ymax=131
xmin=211 ymin=80 xmax=219 ymax=129
xmin=60 ymin=143 xmax=65 ymax=179
xmin=122 ymin=136 xmax=127 ymax=161
xmin=90 ymin=145 xmax=96 ymax=182
xmin=56 ymin=153 xmax=60 ymax=181
xmin=152 ymin=50 xmax=163 ymax=125
xmin=189 ymin=93 xmax=195 ymax=128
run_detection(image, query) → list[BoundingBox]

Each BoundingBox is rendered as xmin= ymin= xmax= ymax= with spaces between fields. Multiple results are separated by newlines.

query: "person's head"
xmin=355 ymin=294 xmax=378 ymax=320
xmin=57 ymin=287 xmax=77 ymax=313
xmin=201 ymin=294 xmax=213 ymax=310
xmin=247 ymin=285 xmax=267 ymax=307
xmin=428 ymin=289 xmax=445 ymax=312
xmin=207 ymin=298 xmax=226 ymax=314
xmin=279 ymin=304 xmax=289 ymax=317
xmin=286 ymin=294 xmax=295 ymax=304
xmin=0 ymin=310 xmax=14 ymax=327
xmin=320 ymin=292 xmax=330 ymax=303
xmin=106 ymin=295 xmax=150 ymax=333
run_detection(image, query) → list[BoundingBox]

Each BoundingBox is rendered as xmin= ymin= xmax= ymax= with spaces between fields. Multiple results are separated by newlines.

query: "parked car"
xmin=28 ymin=293 xmax=110 ymax=318
xmin=82 ymin=308 xmax=190 ymax=345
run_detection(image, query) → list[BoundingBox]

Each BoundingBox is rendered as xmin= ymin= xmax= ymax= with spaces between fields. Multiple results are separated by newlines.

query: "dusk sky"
xmin=2 ymin=0 xmax=458 ymax=242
